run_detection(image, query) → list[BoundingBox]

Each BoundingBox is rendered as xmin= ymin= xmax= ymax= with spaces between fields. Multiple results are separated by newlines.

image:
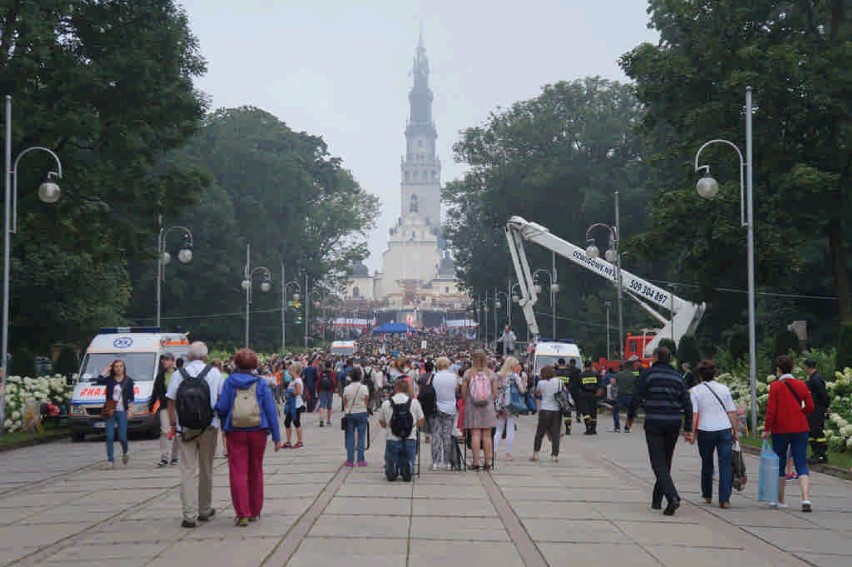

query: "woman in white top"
xmin=530 ymin=365 xmax=563 ymax=462
xmin=494 ymin=356 xmax=526 ymax=461
xmin=342 ymin=367 xmax=371 ymax=467
xmin=430 ymin=357 xmax=459 ymax=470
xmin=283 ymin=362 xmax=305 ymax=449
xmin=689 ymin=359 xmax=738 ymax=508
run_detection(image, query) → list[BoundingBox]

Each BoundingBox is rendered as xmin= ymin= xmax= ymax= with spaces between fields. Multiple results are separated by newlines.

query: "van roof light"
xmin=98 ymin=326 xmax=161 ymax=334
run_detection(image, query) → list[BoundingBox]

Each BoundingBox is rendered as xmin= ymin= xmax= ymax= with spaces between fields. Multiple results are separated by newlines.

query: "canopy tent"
xmin=372 ymin=322 xmax=416 ymax=335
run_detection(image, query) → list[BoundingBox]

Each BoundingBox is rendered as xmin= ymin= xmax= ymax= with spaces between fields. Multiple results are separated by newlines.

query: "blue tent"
xmin=373 ymin=322 xmax=415 ymax=335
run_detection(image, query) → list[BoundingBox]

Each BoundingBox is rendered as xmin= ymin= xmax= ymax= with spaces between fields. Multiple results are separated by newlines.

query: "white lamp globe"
xmin=162 ymin=251 xmax=171 ymax=265
xmin=551 ymin=283 xmax=561 ymax=293
xmin=696 ymin=175 xmax=720 ymax=199
xmin=586 ymin=244 xmax=600 ymax=259
xmin=604 ymin=249 xmax=617 ymax=263
xmin=38 ymin=181 xmax=61 ymax=203
xmin=178 ymin=248 xmax=193 ymax=264
xmin=293 ymin=293 xmax=301 ymax=302
xmin=241 ymin=279 xmax=250 ymax=290
xmin=495 ymin=301 xmax=502 ymax=310
xmin=260 ymin=281 xmax=271 ymax=293
xmin=533 ymin=284 xmax=542 ymax=294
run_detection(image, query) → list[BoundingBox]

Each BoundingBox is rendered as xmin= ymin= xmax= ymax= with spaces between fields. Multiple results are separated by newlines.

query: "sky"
xmin=179 ymin=0 xmax=658 ymax=271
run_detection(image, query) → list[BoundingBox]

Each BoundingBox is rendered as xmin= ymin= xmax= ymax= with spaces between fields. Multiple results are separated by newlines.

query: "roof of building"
xmin=350 ymin=261 xmax=370 ymax=277
xmin=437 ymin=253 xmax=456 ymax=276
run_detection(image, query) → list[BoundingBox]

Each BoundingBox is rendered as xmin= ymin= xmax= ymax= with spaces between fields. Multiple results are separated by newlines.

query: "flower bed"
xmin=3 ymin=375 xmax=72 ymax=433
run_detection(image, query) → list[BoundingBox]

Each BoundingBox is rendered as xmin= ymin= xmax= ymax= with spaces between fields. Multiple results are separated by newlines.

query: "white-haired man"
xmin=166 ymin=341 xmax=224 ymax=528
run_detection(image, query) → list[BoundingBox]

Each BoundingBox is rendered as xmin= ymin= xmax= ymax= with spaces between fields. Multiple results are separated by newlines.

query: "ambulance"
xmin=69 ymin=327 xmax=190 ymax=441
xmin=531 ymin=340 xmax=582 ymax=379
xmin=329 ymin=340 xmax=357 ymax=357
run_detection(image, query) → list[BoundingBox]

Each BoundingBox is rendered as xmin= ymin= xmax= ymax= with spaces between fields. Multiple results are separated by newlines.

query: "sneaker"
xmin=651 ymin=501 xmax=662 ymax=510
xmin=357 ymin=461 xmax=368 ymax=467
xmin=157 ymin=458 xmax=169 ymax=468
xmin=704 ymin=497 xmax=712 ymax=504
xmin=801 ymin=501 xmax=812 ymax=513
xmin=430 ymin=463 xmax=439 ymax=471
xmin=121 ymin=454 xmax=129 ymax=466
xmin=104 ymin=461 xmax=115 ymax=470
xmin=720 ymin=502 xmax=730 ymax=509
xmin=774 ymin=502 xmax=789 ymax=509
xmin=400 ymin=462 xmax=412 ymax=482
xmin=282 ymin=442 xmax=292 ymax=449
xmin=624 ymin=426 xmax=630 ymax=433
xmin=181 ymin=520 xmax=197 ymax=529
xmin=785 ymin=472 xmax=798 ymax=481
xmin=344 ymin=461 xmax=354 ymax=467
xmin=170 ymin=457 xmax=179 ymax=466
xmin=248 ymin=516 xmax=259 ymax=522
xmin=292 ymin=442 xmax=303 ymax=449
xmin=198 ymin=509 xmax=216 ymax=522
xmin=445 ymin=463 xmax=453 ymax=471
xmin=235 ymin=517 xmax=249 ymax=528
xmin=319 ymin=420 xmax=324 ymax=427
xmin=550 ymin=455 xmax=559 ymax=463
xmin=663 ymin=499 xmax=681 ymax=516
xmin=611 ymin=428 xmax=621 ymax=433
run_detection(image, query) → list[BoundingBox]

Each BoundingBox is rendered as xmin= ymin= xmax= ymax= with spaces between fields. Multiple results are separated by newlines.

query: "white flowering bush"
xmin=3 ymin=374 xmax=72 ymax=433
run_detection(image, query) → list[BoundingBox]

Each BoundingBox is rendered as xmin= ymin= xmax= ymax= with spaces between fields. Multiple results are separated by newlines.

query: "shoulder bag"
xmin=780 ymin=378 xmax=804 ymax=410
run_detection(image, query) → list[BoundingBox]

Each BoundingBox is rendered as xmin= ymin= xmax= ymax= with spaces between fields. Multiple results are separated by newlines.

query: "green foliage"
xmin=55 ymin=346 xmax=79 ymax=379
xmin=9 ymin=348 xmax=35 ymax=377
xmin=620 ymin=0 xmax=850 ymax=346
xmin=838 ymin=321 xmax=852 ymax=372
xmin=676 ymin=335 xmax=702 ymax=368
xmin=444 ymin=78 xmax=656 ymax=346
xmin=773 ymin=330 xmax=801 ymax=357
xmin=0 ymin=0 xmax=208 ymax=350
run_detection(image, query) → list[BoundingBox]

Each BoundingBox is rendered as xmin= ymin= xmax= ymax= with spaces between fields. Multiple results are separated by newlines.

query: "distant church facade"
xmin=345 ymin=34 xmax=467 ymax=327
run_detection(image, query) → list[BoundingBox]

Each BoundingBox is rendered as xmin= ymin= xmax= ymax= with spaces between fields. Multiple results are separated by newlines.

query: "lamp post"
xmin=585 ymin=216 xmax=623 ymax=357
xmin=241 ymin=243 xmax=272 ymax=349
xmin=1 ymin=95 xmax=63 ymax=436
xmin=309 ymin=289 xmax=324 ymax=343
xmin=532 ymin=269 xmax=560 ymax=339
xmin=604 ymin=301 xmax=612 ymax=359
xmin=156 ymin=218 xmax=193 ymax=328
xmin=280 ymin=262 xmax=301 ymax=352
xmin=693 ymin=86 xmax=756 ymax=435
xmin=494 ymin=290 xmax=509 ymax=348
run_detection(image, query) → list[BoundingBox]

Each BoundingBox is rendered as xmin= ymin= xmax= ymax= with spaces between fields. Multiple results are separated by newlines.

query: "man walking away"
xmin=577 ymin=361 xmax=602 ymax=435
xmin=804 ymin=358 xmax=830 ymax=464
xmin=317 ymin=361 xmax=336 ymax=427
xmin=166 ymin=341 xmax=224 ymax=528
xmin=631 ymin=346 xmax=693 ymax=515
xmin=302 ymin=358 xmax=319 ymax=413
xmin=613 ymin=356 xmax=640 ymax=433
xmin=150 ymin=353 xmax=179 ymax=467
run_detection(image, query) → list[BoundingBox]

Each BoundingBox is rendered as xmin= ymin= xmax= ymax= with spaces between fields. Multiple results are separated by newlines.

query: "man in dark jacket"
xmin=149 ymin=353 xmax=178 ymax=466
xmin=804 ymin=358 xmax=830 ymax=464
xmin=302 ymin=358 xmax=319 ymax=413
xmin=630 ymin=346 xmax=693 ymax=515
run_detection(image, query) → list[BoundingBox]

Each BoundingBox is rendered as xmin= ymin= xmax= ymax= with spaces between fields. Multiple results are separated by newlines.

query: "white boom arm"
xmin=506 ymin=216 xmax=705 ymax=356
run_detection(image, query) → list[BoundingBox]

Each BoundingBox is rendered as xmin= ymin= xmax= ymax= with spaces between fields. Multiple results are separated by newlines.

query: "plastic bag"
xmin=732 ymin=441 xmax=747 ymax=492
xmin=757 ymin=439 xmax=779 ymax=504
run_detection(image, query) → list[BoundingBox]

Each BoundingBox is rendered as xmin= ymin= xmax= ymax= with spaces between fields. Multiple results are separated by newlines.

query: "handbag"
xmin=757 ymin=439 xmax=780 ymax=504
xmin=100 ymin=399 xmax=117 ymax=418
xmin=732 ymin=441 xmax=748 ymax=491
xmin=341 ymin=384 xmax=364 ymax=431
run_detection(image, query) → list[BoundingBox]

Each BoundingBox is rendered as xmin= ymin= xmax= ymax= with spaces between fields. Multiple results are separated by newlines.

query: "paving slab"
xmin=409 ymin=516 xmax=509 ymax=541
xmin=285 ymin=537 xmax=408 ymax=567
xmin=538 ymin=542 xmax=662 ymax=566
xmin=408 ymin=540 xmax=525 ymax=567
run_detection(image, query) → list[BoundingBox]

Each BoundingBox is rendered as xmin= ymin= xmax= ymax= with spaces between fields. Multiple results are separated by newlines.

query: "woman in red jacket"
xmin=762 ymin=355 xmax=815 ymax=512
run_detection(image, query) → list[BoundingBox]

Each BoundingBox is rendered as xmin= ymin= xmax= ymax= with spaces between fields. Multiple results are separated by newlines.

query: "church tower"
xmin=400 ymin=32 xmax=441 ymax=228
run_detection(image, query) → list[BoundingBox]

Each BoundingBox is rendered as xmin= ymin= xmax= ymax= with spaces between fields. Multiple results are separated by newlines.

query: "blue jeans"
xmin=384 ymin=438 xmax=416 ymax=480
xmin=105 ymin=411 xmax=129 ymax=463
xmin=345 ymin=412 xmax=369 ymax=463
xmin=613 ymin=394 xmax=634 ymax=430
xmin=697 ymin=429 xmax=733 ymax=504
xmin=772 ymin=432 xmax=809 ymax=477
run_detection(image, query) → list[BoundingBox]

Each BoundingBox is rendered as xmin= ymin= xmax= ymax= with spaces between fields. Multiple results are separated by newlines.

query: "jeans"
xmin=318 ymin=391 xmax=333 ymax=410
xmin=772 ymin=431 xmax=810 ymax=477
xmin=345 ymin=412 xmax=369 ymax=463
xmin=533 ymin=410 xmax=562 ymax=456
xmin=644 ymin=425 xmax=680 ymax=506
xmin=385 ymin=438 xmax=416 ymax=479
xmin=613 ymin=394 xmax=634 ymax=430
xmin=105 ymin=410 xmax=129 ymax=463
xmin=226 ymin=429 xmax=268 ymax=519
xmin=430 ymin=411 xmax=455 ymax=465
xmin=697 ymin=429 xmax=734 ymax=504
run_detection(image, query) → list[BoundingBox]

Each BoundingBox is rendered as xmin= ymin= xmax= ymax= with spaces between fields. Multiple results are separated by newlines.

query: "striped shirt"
xmin=631 ymin=362 xmax=693 ymax=431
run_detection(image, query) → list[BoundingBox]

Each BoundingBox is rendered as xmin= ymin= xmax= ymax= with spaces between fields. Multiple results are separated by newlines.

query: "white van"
xmin=68 ymin=327 xmax=190 ymax=441
xmin=532 ymin=341 xmax=582 ymax=378
xmin=330 ymin=340 xmax=357 ymax=357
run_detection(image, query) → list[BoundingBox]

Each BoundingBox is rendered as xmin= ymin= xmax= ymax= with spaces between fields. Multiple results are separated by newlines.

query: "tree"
xmin=676 ymin=334 xmax=702 ymax=368
xmin=620 ymin=0 xmax=851 ymax=351
xmin=0 ymin=0 xmax=208 ymax=350
xmin=444 ymin=78 xmax=655 ymax=346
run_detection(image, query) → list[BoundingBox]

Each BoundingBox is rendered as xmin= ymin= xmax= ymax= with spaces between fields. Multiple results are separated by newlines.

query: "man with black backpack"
xmin=379 ymin=380 xmax=425 ymax=481
xmin=317 ymin=361 xmax=337 ymax=427
xmin=417 ymin=360 xmax=437 ymax=445
xmin=166 ymin=341 xmax=224 ymax=529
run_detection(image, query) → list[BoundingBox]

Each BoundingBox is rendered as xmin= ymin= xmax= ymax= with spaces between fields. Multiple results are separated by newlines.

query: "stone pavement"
xmin=0 ymin=403 xmax=849 ymax=567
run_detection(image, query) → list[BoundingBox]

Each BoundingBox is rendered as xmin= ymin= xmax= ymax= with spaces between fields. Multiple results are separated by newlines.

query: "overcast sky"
xmin=179 ymin=0 xmax=658 ymax=271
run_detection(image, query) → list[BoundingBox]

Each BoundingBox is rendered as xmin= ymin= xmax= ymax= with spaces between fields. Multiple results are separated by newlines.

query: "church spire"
xmin=409 ymin=29 xmax=433 ymax=126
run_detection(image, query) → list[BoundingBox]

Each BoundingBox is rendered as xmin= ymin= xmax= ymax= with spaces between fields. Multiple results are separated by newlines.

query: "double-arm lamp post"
xmin=156 ymin=219 xmax=193 ymax=328
xmin=241 ymin=244 xmax=272 ymax=349
xmin=532 ymin=269 xmax=560 ymax=339
xmin=693 ymin=86 xmax=756 ymax=435
xmin=1 ymin=95 xmax=63 ymax=436
xmin=280 ymin=265 xmax=301 ymax=352
xmin=585 ymin=214 xmax=624 ymax=358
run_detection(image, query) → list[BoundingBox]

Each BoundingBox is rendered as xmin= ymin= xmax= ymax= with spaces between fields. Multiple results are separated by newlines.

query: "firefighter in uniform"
xmin=577 ymin=360 xmax=602 ymax=435
xmin=804 ymin=358 xmax=830 ymax=464
xmin=555 ymin=358 xmax=573 ymax=435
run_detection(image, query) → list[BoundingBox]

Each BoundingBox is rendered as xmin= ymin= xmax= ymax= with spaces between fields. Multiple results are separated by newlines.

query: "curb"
xmin=738 ymin=442 xmax=852 ymax=481
xmin=0 ymin=428 xmax=69 ymax=453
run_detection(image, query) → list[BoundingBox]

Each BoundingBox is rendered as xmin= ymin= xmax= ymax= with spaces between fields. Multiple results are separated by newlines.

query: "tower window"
xmin=431 ymin=170 xmax=437 ymax=180
xmin=405 ymin=171 xmax=410 ymax=182
xmin=353 ymin=286 xmax=361 ymax=299
xmin=413 ymin=170 xmax=419 ymax=181
xmin=418 ymin=139 xmax=423 ymax=147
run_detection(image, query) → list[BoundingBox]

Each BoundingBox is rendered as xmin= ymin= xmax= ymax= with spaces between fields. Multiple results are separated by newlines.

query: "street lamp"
xmin=586 ymin=210 xmax=624 ymax=360
xmin=280 ymin=264 xmax=301 ymax=352
xmin=156 ymin=218 xmax=193 ymax=328
xmin=693 ymin=86 xmax=756 ymax=435
xmin=1 ymin=95 xmax=63 ymax=436
xmin=242 ymin=243 xmax=272 ymax=348
xmin=494 ymin=290 xmax=509 ymax=345
xmin=532 ymin=269 xmax=559 ymax=339
xmin=309 ymin=289 xmax=325 ymax=343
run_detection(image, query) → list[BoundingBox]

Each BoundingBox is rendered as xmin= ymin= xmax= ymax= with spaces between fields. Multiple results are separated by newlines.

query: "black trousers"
xmin=644 ymin=425 xmax=680 ymax=506
xmin=577 ymin=397 xmax=597 ymax=428
xmin=533 ymin=410 xmax=562 ymax=456
xmin=808 ymin=407 xmax=827 ymax=442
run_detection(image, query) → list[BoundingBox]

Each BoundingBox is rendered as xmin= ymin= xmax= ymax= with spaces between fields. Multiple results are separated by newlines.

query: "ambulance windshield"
xmin=78 ymin=353 xmax=159 ymax=382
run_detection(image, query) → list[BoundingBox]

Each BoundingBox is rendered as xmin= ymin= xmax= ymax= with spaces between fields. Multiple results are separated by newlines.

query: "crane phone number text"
xmin=628 ymin=279 xmax=669 ymax=305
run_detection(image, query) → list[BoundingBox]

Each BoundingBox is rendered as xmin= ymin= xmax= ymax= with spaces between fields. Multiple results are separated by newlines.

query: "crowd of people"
xmin=91 ymin=335 xmax=830 ymax=529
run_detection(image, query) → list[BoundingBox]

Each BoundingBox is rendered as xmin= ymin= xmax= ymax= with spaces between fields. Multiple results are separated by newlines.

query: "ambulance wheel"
xmin=71 ymin=432 xmax=85 ymax=442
